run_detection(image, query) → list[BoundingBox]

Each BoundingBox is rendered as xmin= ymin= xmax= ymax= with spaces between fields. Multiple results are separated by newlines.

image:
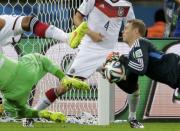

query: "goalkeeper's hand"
xmin=97 ymin=66 xmax=106 ymax=79
xmin=106 ymin=52 xmax=121 ymax=62
xmin=98 ymin=52 xmax=120 ymax=79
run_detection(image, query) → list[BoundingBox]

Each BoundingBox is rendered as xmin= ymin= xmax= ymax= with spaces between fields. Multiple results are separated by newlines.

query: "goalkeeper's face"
xmin=122 ymin=23 xmax=134 ymax=45
xmin=122 ymin=22 xmax=140 ymax=47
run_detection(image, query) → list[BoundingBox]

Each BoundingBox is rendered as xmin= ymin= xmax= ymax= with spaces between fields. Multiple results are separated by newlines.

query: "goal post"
xmin=98 ymin=74 xmax=115 ymax=125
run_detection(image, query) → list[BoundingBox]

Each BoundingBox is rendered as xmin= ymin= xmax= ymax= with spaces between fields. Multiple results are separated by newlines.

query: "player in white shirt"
xmin=67 ymin=0 xmax=143 ymax=128
xmin=67 ymin=0 xmax=135 ymax=78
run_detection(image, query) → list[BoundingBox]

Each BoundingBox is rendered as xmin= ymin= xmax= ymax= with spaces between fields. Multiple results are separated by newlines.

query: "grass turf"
xmin=0 ymin=122 xmax=180 ymax=131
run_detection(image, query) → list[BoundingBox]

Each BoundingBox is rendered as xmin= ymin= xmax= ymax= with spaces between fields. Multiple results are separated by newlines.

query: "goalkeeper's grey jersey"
xmin=123 ymin=38 xmax=180 ymax=89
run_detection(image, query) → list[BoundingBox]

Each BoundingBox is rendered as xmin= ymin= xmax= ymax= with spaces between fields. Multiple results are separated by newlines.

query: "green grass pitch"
xmin=0 ymin=122 xmax=180 ymax=131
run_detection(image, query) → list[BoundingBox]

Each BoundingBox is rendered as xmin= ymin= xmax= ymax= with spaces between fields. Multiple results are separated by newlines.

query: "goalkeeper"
xmin=0 ymin=52 xmax=89 ymax=121
xmin=106 ymin=19 xmax=180 ymax=107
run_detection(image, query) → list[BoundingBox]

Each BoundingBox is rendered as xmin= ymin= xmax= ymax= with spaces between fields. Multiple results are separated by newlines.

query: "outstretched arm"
xmin=15 ymin=103 xmax=66 ymax=123
xmin=34 ymin=53 xmax=65 ymax=80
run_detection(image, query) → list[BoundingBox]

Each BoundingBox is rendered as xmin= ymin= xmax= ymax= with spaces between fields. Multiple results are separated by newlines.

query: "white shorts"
xmin=67 ymin=47 xmax=112 ymax=78
xmin=0 ymin=15 xmax=24 ymax=46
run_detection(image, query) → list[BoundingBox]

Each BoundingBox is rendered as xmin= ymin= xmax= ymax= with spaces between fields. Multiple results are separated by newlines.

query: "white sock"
xmin=33 ymin=97 xmax=51 ymax=110
xmin=127 ymin=89 xmax=140 ymax=120
xmin=129 ymin=112 xmax=136 ymax=120
xmin=45 ymin=25 xmax=69 ymax=43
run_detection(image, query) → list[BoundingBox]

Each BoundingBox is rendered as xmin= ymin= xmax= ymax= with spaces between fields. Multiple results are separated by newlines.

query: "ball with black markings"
xmin=104 ymin=60 xmax=126 ymax=83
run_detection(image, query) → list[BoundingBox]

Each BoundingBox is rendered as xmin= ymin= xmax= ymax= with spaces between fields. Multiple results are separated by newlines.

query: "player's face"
xmin=122 ymin=23 xmax=135 ymax=45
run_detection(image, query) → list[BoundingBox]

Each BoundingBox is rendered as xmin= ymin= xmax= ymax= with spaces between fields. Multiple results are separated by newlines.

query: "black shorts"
xmin=115 ymin=72 xmax=139 ymax=94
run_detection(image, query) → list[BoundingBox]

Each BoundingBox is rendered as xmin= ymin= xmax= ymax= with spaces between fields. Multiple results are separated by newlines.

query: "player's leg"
xmin=33 ymin=78 xmax=90 ymax=117
xmin=19 ymin=16 xmax=88 ymax=48
xmin=34 ymin=48 xmax=110 ymax=113
xmin=116 ymin=80 xmax=144 ymax=128
xmin=15 ymin=16 xmax=69 ymax=43
xmin=127 ymin=89 xmax=144 ymax=128
xmin=33 ymin=87 xmax=66 ymax=110
xmin=34 ymin=77 xmax=90 ymax=111
xmin=66 ymin=47 xmax=108 ymax=78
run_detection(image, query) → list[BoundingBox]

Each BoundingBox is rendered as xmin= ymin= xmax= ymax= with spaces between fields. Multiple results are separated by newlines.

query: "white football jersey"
xmin=78 ymin=0 xmax=135 ymax=49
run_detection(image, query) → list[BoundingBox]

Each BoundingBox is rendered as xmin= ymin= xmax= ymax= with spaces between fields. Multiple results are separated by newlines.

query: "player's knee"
xmin=125 ymin=89 xmax=137 ymax=94
xmin=131 ymin=89 xmax=140 ymax=97
xmin=121 ymin=84 xmax=139 ymax=94
xmin=22 ymin=16 xmax=33 ymax=31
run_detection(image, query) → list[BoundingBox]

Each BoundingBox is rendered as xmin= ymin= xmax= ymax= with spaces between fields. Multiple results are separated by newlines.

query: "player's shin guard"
xmin=33 ymin=88 xmax=58 ymax=110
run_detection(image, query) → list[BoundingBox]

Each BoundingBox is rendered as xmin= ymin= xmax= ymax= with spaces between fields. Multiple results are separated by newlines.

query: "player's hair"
xmin=127 ymin=19 xmax=146 ymax=37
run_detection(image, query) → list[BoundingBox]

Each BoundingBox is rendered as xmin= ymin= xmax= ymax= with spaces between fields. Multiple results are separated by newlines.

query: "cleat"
xmin=172 ymin=88 xmax=180 ymax=103
xmin=38 ymin=110 xmax=53 ymax=120
xmin=50 ymin=112 xmax=67 ymax=123
xmin=61 ymin=77 xmax=90 ymax=91
xmin=129 ymin=119 xmax=144 ymax=128
xmin=69 ymin=22 xmax=88 ymax=48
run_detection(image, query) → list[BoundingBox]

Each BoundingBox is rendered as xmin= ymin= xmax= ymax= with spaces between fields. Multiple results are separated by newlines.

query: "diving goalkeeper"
xmin=0 ymin=53 xmax=89 ymax=121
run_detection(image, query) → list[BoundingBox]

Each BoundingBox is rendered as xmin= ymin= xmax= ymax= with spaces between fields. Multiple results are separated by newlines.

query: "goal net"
xmin=1 ymin=0 xmax=130 ymax=123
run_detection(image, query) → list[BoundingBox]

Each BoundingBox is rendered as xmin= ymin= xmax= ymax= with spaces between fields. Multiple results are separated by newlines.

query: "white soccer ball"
xmin=104 ymin=60 xmax=126 ymax=83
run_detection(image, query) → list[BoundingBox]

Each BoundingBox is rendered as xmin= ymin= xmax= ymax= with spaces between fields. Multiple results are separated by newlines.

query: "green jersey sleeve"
xmin=17 ymin=106 xmax=39 ymax=118
xmin=34 ymin=53 xmax=65 ymax=79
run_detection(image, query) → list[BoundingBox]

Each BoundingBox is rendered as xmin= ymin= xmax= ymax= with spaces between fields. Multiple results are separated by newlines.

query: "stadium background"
xmin=1 ymin=0 xmax=180 ymax=130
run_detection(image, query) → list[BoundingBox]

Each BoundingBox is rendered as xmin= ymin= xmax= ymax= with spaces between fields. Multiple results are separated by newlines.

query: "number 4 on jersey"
xmin=104 ymin=21 xmax=110 ymax=31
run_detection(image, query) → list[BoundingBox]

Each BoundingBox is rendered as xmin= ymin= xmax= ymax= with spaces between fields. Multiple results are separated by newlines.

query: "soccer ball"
xmin=104 ymin=60 xmax=126 ymax=83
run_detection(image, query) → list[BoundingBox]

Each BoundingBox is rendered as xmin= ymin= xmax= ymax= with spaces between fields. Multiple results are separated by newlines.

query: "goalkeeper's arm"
xmin=34 ymin=53 xmax=66 ymax=80
xmin=17 ymin=106 xmax=67 ymax=122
